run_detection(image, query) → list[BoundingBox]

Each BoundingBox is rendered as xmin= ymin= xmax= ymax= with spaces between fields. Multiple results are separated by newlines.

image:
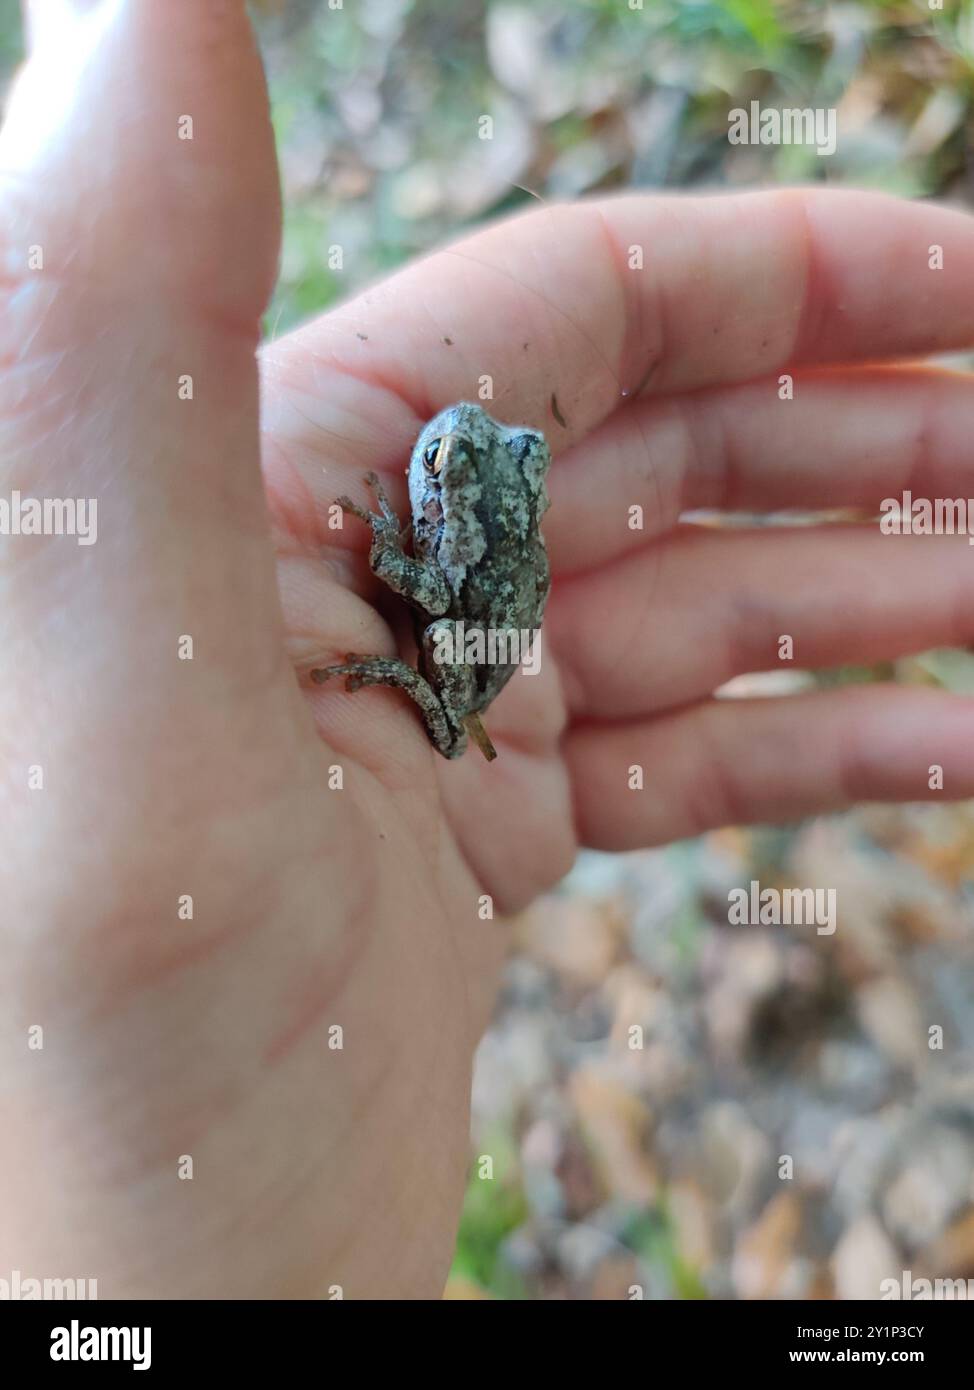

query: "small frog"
xmin=311 ymin=402 xmax=551 ymax=760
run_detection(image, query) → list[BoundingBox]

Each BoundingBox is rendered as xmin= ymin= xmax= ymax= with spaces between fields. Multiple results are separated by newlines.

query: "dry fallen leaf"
xmin=733 ymin=1192 xmax=804 ymax=1300
xmin=569 ymin=1063 xmax=658 ymax=1206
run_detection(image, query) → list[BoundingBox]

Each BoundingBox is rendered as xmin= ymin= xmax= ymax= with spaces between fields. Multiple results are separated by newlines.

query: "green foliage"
xmin=665 ymin=0 xmax=784 ymax=52
xmin=451 ymin=1135 xmax=529 ymax=1297
xmin=623 ymin=1203 xmax=710 ymax=1300
xmin=0 ymin=0 xmax=22 ymax=92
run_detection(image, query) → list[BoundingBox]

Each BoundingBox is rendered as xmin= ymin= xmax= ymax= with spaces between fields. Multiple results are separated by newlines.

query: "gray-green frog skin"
xmin=311 ymin=402 xmax=551 ymax=760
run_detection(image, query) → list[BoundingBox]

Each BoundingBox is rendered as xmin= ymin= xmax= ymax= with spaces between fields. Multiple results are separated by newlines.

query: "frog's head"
xmin=405 ymin=402 xmax=488 ymax=551
xmin=407 ymin=401 xmax=547 ymax=527
xmin=408 ymin=401 xmax=485 ymax=496
xmin=407 ymin=402 xmax=550 ymax=587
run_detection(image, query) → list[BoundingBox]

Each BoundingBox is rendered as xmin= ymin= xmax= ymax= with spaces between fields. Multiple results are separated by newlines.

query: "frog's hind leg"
xmin=310 ymin=655 xmax=463 ymax=759
xmin=418 ymin=620 xmax=489 ymax=760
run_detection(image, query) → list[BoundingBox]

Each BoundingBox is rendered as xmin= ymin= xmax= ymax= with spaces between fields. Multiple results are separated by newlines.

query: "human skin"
xmin=1 ymin=1 xmax=974 ymax=1298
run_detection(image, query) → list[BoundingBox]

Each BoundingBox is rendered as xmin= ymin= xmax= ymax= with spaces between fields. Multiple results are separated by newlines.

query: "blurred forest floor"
xmin=2 ymin=0 xmax=972 ymax=1298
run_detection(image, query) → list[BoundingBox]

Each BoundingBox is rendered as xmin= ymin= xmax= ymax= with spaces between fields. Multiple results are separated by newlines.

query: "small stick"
xmin=464 ymin=712 xmax=497 ymax=762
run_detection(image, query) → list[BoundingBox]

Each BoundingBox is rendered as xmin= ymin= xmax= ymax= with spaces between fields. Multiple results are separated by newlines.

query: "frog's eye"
xmin=423 ymin=439 xmax=443 ymax=474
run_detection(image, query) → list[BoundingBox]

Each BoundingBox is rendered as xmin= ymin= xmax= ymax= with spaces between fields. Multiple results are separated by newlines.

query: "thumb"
xmin=0 ymin=0 xmax=285 ymax=697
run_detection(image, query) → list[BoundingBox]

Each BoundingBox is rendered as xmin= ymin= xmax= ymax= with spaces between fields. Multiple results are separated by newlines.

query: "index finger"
xmin=263 ymin=187 xmax=974 ymax=480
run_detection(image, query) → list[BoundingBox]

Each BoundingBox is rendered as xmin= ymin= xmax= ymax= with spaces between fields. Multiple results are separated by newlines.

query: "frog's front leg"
xmin=310 ymin=654 xmax=465 ymax=759
xmin=338 ymin=471 xmax=449 ymax=616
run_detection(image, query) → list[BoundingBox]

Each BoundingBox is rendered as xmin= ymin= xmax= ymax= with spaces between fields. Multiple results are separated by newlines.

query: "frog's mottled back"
xmin=313 ymin=402 xmax=552 ymax=760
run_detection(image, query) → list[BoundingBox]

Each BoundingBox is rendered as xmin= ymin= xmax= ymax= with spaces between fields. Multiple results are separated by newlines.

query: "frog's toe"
xmin=337 ymin=495 xmax=371 ymax=524
xmin=309 ymin=657 xmax=361 ymax=685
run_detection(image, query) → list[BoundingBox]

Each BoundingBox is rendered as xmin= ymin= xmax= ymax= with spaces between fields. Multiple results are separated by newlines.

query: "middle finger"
xmin=546 ymin=525 xmax=973 ymax=720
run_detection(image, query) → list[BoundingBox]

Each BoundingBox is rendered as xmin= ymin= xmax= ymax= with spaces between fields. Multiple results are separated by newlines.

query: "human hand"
xmin=3 ymin=1 xmax=974 ymax=1301
xmin=273 ymin=189 xmax=974 ymax=910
